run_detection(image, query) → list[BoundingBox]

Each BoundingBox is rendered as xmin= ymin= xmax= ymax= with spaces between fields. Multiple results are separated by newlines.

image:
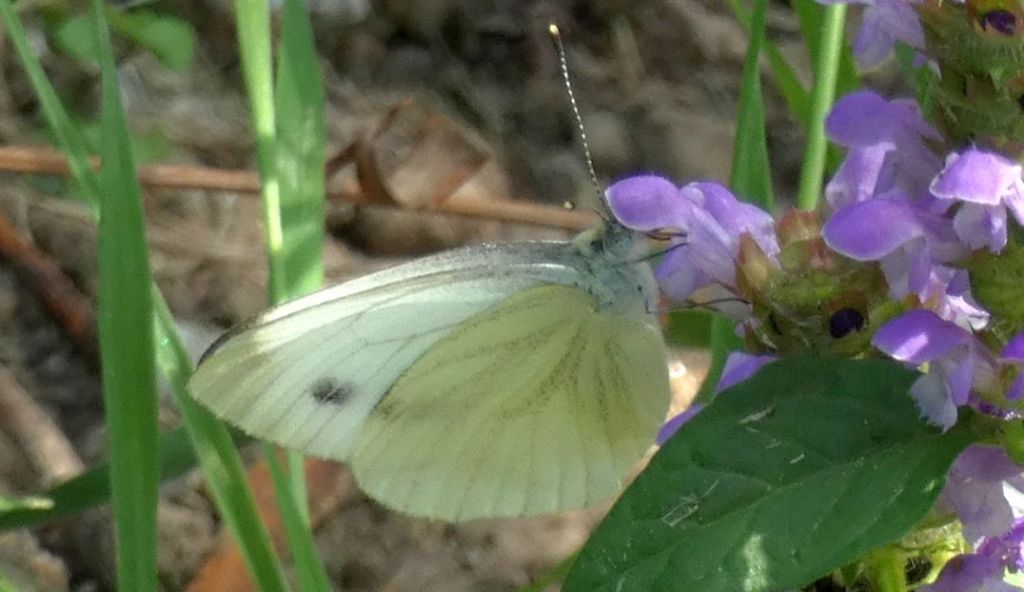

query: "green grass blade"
xmin=0 ymin=1 xmax=101 ymax=210
xmin=152 ymin=298 xmax=290 ymax=592
xmin=0 ymin=426 xmax=210 ymax=529
xmin=0 ymin=494 xmax=52 ymax=514
xmin=265 ymin=0 xmax=333 ymax=587
xmin=234 ymin=0 xmax=287 ymax=302
xmin=700 ymin=0 xmax=772 ymax=401
xmin=235 ymin=0 xmax=328 ymax=583
xmin=276 ymin=0 xmax=326 ymax=297
xmin=90 ymin=2 xmax=159 ymax=587
xmin=1 ymin=4 xmax=290 ymax=589
xmin=730 ymin=0 xmax=773 ymax=209
xmin=796 ymin=4 xmax=847 ymax=210
xmin=725 ymin=0 xmax=812 ymax=127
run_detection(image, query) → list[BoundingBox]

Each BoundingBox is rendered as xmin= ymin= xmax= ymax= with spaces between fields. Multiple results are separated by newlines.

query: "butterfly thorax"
xmin=571 ymin=222 xmax=660 ymax=314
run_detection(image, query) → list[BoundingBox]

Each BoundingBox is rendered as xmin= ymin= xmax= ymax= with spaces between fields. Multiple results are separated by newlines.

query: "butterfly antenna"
xmin=549 ymin=24 xmax=608 ymax=221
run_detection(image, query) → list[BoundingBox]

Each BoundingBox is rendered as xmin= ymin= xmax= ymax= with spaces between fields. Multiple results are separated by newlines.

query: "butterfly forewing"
xmin=189 ymin=242 xmax=597 ymax=459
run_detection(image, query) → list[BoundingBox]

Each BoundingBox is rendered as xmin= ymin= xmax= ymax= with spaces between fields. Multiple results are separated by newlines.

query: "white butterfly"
xmin=188 ymin=219 xmax=671 ymax=521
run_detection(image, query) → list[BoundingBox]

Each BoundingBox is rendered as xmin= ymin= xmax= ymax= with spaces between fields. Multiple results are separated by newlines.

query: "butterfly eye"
xmin=828 ymin=307 xmax=865 ymax=339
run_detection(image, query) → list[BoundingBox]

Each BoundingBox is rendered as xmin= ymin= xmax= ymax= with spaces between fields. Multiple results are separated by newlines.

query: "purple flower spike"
xmin=931 ymin=148 xmax=1024 ymax=253
xmin=816 ymin=1 xmax=925 ymax=68
xmin=1001 ymin=333 xmax=1024 ymax=401
xmin=607 ymin=175 xmax=778 ymax=303
xmin=825 ymin=91 xmax=942 ymax=207
xmin=873 ymin=310 xmax=986 ymax=428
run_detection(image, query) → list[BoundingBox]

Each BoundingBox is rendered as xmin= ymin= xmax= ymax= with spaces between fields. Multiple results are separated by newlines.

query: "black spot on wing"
xmin=310 ymin=378 xmax=354 ymax=405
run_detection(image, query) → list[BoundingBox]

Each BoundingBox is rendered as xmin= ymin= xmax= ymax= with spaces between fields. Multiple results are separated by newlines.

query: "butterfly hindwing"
xmin=351 ymin=284 xmax=670 ymax=521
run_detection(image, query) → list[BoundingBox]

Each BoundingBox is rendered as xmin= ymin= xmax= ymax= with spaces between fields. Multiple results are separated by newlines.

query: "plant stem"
xmin=797 ymin=3 xmax=846 ymax=210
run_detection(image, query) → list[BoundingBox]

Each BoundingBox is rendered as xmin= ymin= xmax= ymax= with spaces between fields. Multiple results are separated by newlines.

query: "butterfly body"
xmin=189 ymin=222 xmax=670 ymax=521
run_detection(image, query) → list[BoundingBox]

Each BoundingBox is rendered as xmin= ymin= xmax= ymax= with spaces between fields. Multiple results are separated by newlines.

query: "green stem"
xmin=233 ymin=0 xmax=310 ymax=526
xmin=233 ymin=0 xmax=287 ymax=301
xmin=869 ymin=548 xmax=909 ymax=592
xmin=796 ymin=3 xmax=846 ymax=210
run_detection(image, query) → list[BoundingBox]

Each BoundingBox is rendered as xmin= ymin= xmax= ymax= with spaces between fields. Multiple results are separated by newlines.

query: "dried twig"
xmin=0 ymin=145 xmax=595 ymax=231
xmin=0 ymin=209 xmax=98 ymax=362
xmin=0 ymin=363 xmax=84 ymax=485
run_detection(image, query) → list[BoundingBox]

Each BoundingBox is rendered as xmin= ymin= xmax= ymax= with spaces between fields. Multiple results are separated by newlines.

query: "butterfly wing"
xmin=351 ymin=284 xmax=670 ymax=521
xmin=189 ymin=242 xmax=606 ymax=460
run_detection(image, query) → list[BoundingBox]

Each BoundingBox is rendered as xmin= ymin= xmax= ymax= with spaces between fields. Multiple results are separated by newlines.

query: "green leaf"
xmin=54 ymin=9 xmax=195 ymax=71
xmin=107 ymin=9 xmax=195 ymax=71
xmin=564 ymin=357 xmax=976 ymax=592
xmin=0 ymin=426 xmax=210 ymax=530
xmin=52 ymin=15 xmax=96 ymax=63
xmin=91 ymin=1 xmax=160 ymax=587
xmin=0 ymin=2 xmax=101 ymax=211
xmin=665 ymin=310 xmax=713 ymax=348
xmin=725 ymin=0 xmax=812 ymax=127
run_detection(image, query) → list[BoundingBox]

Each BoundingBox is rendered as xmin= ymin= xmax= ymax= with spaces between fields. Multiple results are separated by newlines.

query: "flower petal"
xmin=939 ymin=446 xmax=1024 ymax=543
xmin=606 ymin=174 xmax=683 ymax=230
xmin=823 ymin=196 xmax=927 ymax=260
xmin=1004 ymin=334 xmax=1024 ymax=363
xmin=919 ymin=553 xmax=1021 ymax=592
xmin=656 ymin=404 xmax=704 ymax=444
xmin=826 ymin=91 xmax=901 ymax=147
xmin=953 ymin=204 xmax=1008 ymax=252
xmin=909 ymin=370 xmax=958 ymax=429
xmin=931 ymin=148 xmax=1023 ymax=206
xmin=872 ymin=309 xmax=972 ymax=363
xmin=715 ymin=352 xmax=777 ymax=393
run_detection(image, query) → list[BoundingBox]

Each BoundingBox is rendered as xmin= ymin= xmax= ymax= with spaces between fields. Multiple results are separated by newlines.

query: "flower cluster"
xmin=605 ymin=1 xmax=1024 ymax=586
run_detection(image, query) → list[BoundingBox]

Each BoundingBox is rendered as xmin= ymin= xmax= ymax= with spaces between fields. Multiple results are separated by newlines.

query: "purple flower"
xmin=825 ymin=91 xmax=942 ymax=207
xmin=930 ymin=148 xmax=1024 ymax=253
xmin=656 ymin=352 xmax=776 ymax=443
xmin=817 ymin=0 xmax=925 ymax=68
xmin=923 ymin=512 xmax=1024 ymax=591
xmin=920 ymin=553 xmax=1022 ymax=592
xmin=823 ymin=193 xmax=979 ymax=326
xmin=938 ymin=446 xmax=1024 ymax=544
xmin=716 ymin=352 xmax=777 ymax=392
xmin=1001 ymin=334 xmax=1024 ymax=402
xmin=607 ymin=175 xmax=778 ymax=302
xmin=872 ymin=310 xmax=993 ymax=429
xmin=657 ymin=404 xmax=704 ymax=445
